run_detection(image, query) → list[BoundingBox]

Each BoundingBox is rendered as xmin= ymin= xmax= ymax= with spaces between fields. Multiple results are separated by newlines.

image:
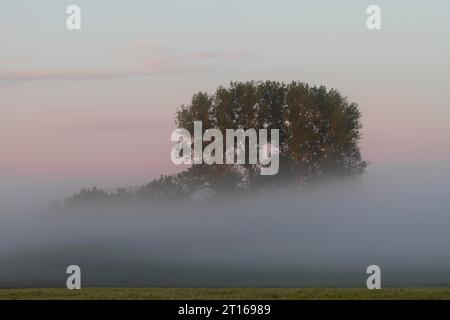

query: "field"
xmin=1 ymin=288 xmax=450 ymax=300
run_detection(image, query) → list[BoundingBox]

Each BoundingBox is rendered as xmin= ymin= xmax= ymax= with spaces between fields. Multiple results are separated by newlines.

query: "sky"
xmin=1 ymin=0 xmax=450 ymax=188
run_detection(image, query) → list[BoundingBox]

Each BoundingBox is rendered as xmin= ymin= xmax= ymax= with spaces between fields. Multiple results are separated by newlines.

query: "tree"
xmin=64 ymin=80 xmax=367 ymax=206
xmin=138 ymin=175 xmax=186 ymax=201
xmin=175 ymin=81 xmax=367 ymax=191
xmin=64 ymin=187 xmax=109 ymax=206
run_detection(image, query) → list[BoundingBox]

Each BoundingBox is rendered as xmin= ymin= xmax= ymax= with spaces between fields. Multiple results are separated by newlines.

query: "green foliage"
xmin=176 ymin=81 xmax=367 ymax=190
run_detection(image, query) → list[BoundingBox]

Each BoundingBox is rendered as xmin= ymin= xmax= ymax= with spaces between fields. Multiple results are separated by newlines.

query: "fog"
xmin=1 ymin=165 xmax=450 ymax=288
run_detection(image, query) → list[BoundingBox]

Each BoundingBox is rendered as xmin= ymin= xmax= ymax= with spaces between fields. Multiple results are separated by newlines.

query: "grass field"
xmin=1 ymin=288 xmax=450 ymax=300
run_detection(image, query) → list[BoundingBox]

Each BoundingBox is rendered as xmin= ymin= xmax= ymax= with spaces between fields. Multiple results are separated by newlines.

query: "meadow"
xmin=1 ymin=288 xmax=450 ymax=300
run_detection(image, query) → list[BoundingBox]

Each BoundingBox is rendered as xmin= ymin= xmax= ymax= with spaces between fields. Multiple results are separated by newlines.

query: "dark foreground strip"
xmin=0 ymin=300 xmax=445 ymax=318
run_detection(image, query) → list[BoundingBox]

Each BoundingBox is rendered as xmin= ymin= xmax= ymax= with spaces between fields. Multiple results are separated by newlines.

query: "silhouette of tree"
xmin=138 ymin=175 xmax=186 ymax=201
xmin=64 ymin=187 xmax=109 ymax=206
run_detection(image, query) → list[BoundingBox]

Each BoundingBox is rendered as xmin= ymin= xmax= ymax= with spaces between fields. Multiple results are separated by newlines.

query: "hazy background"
xmin=1 ymin=1 xmax=450 ymax=287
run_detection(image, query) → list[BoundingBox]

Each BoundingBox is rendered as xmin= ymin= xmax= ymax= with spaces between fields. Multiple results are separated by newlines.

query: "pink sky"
xmin=1 ymin=1 xmax=449 ymax=187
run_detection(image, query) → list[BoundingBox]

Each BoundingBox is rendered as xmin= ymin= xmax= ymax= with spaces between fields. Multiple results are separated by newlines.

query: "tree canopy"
xmin=175 ymin=81 xmax=366 ymax=192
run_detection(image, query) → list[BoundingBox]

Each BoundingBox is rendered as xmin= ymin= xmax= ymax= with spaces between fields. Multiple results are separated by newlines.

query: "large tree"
xmin=64 ymin=81 xmax=367 ymax=205
xmin=175 ymin=81 xmax=367 ymax=191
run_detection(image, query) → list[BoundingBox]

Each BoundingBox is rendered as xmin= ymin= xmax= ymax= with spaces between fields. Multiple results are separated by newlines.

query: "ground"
xmin=1 ymin=288 xmax=450 ymax=300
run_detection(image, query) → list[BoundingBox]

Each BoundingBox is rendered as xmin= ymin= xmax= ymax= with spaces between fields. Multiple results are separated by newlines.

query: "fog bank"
xmin=1 ymin=165 xmax=450 ymax=288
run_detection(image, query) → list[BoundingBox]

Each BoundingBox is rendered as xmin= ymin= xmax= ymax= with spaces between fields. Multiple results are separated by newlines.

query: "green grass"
xmin=1 ymin=288 xmax=450 ymax=300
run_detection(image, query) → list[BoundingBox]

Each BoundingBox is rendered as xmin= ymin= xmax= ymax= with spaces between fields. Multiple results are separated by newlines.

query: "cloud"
xmin=184 ymin=50 xmax=250 ymax=60
xmin=0 ymin=50 xmax=250 ymax=85
xmin=143 ymin=50 xmax=251 ymax=66
xmin=54 ymin=119 xmax=170 ymax=135
xmin=0 ymin=66 xmax=178 ymax=84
